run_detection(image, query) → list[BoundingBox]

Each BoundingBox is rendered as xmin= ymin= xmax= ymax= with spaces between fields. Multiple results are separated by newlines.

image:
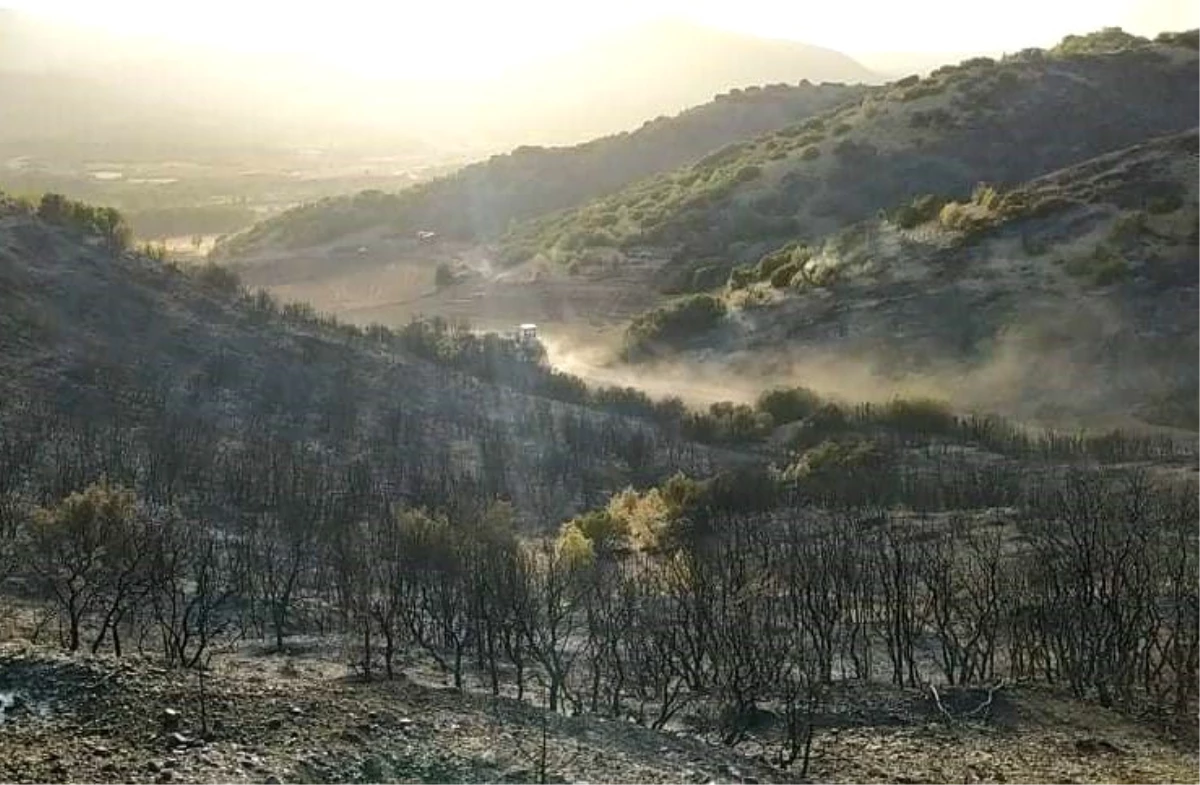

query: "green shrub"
xmin=1147 ymin=193 xmax=1184 ymax=214
xmin=769 ymin=260 xmax=802 ymax=288
xmin=434 ymin=262 xmax=455 ymax=288
xmin=1052 ymin=27 xmax=1148 ymax=57
xmin=832 ymin=122 xmax=853 ymax=136
xmin=623 ymin=294 xmax=727 ymax=359
xmin=800 ymin=146 xmax=821 ymax=160
xmin=890 ymin=194 xmax=947 ymax=228
xmin=900 ymin=81 xmax=947 ymax=101
xmin=1064 ymin=245 xmax=1130 ymax=286
xmin=756 ymin=386 xmax=823 ymax=424
xmin=727 ymin=264 xmax=757 ymax=290
xmin=756 ymin=245 xmax=797 ymax=279
xmin=191 ymin=262 xmax=242 ymax=296
xmin=733 ymin=165 xmax=763 ymax=183
xmin=37 ymin=193 xmax=132 ymax=252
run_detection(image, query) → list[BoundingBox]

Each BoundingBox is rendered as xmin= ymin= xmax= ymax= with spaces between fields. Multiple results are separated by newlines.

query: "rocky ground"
xmin=0 ymin=641 xmax=1195 ymax=784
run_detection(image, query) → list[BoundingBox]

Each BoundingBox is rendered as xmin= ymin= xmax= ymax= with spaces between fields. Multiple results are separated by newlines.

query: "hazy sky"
xmin=6 ymin=0 xmax=1196 ymax=78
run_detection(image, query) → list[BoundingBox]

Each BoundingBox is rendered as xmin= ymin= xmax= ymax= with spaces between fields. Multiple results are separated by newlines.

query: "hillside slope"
xmin=622 ymin=130 xmax=1200 ymax=430
xmin=212 ymin=82 xmax=867 ymax=263
xmin=0 ymin=197 xmax=744 ymax=528
xmin=501 ymin=32 xmax=1198 ymax=285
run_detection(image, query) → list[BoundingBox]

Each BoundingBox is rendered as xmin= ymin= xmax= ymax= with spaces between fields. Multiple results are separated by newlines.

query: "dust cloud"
xmin=541 ymin=323 xmax=1194 ymax=434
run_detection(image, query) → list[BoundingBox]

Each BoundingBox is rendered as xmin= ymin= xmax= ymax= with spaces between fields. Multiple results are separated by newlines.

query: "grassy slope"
xmin=502 ymin=34 xmax=1198 ymax=282
xmin=211 ymin=82 xmax=868 ymax=260
xmin=628 ymin=130 xmax=1200 ymax=430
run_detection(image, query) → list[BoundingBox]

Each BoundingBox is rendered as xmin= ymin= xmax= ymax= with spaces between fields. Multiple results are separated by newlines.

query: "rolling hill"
xmin=619 ymin=129 xmax=1200 ymax=431
xmin=498 ymin=29 xmax=1199 ymax=288
xmin=211 ymin=80 xmax=869 ymax=263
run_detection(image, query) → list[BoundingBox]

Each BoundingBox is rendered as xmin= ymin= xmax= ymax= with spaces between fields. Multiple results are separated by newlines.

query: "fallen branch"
xmin=929 ymin=680 xmax=1007 ymax=723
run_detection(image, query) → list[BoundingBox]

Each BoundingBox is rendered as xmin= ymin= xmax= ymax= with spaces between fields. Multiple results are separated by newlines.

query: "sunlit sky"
xmin=5 ymin=0 xmax=1196 ymax=78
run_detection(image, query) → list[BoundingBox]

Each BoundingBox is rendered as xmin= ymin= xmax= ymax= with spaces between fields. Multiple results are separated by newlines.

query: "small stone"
xmin=161 ymin=708 xmax=182 ymax=732
xmin=166 ymin=732 xmax=190 ymax=748
xmin=265 ymin=776 xmax=281 ymax=784
xmin=290 ymin=706 xmax=303 ymax=716
xmin=147 ymin=761 xmax=162 ymax=773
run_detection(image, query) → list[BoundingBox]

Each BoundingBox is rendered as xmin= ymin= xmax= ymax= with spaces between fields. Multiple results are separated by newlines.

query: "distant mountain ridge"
xmin=0 ymin=11 xmax=875 ymax=159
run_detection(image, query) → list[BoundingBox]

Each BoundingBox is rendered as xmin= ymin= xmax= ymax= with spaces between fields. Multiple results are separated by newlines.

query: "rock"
xmin=268 ymin=718 xmax=284 ymax=730
xmin=290 ymin=705 xmax=303 ymax=716
xmin=1075 ymin=737 xmax=1122 ymax=756
xmin=166 ymin=732 xmax=191 ymax=749
xmin=147 ymin=761 xmax=162 ymax=773
xmin=161 ymin=708 xmax=182 ymax=732
xmin=265 ymin=776 xmax=281 ymax=784
xmin=155 ymin=770 xmax=174 ymax=783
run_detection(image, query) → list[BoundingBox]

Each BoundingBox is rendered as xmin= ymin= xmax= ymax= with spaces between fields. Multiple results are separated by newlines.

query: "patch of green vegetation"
xmin=1155 ymin=29 xmax=1200 ymax=49
xmin=933 ymin=183 xmax=1073 ymax=237
xmin=1108 ymin=211 xmax=1150 ymax=243
xmin=1063 ymin=244 xmax=1131 ymax=286
xmin=899 ymin=81 xmax=947 ymax=101
xmin=755 ymin=386 xmax=823 ymax=424
xmin=1147 ymin=192 xmax=1185 ymax=214
xmin=1052 ymin=27 xmax=1150 ymax=58
xmin=908 ymin=107 xmax=956 ymax=130
xmin=888 ymin=194 xmax=948 ymax=229
xmin=34 ymin=192 xmax=132 ymax=252
xmin=622 ymin=294 xmax=728 ymax=360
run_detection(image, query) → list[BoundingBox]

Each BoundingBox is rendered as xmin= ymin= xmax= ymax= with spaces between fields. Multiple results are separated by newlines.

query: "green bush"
xmin=800 ymin=146 xmax=821 ymax=160
xmin=434 ymin=262 xmax=455 ymax=288
xmin=1064 ymin=245 xmax=1130 ymax=286
xmin=756 ymin=386 xmax=823 ymax=424
xmin=889 ymin=194 xmax=947 ymax=228
xmin=190 ymin=262 xmax=242 ymax=296
xmin=733 ymin=165 xmax=763 ymax=183
xmin=1052 ymin=27 xmax=1148 ymax=57
xmin=37 ymin=193 xmax=132 ymax=252
xmin=727 ymin=264 xmax=757 ymax=290
xmin=769 ymin=260 xmax=802 ymax=288
xmin=623 ymin=294 xmax=727 ymax=359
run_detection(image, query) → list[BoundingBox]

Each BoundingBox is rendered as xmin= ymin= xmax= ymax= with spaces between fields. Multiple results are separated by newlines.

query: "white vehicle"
xmin=514 ymin=323 xmax=539 ymax=345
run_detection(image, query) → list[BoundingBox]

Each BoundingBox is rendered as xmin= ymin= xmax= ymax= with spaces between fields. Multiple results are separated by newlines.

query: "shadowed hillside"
xmin=0 ymin=195 xmax=750 ymax=530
